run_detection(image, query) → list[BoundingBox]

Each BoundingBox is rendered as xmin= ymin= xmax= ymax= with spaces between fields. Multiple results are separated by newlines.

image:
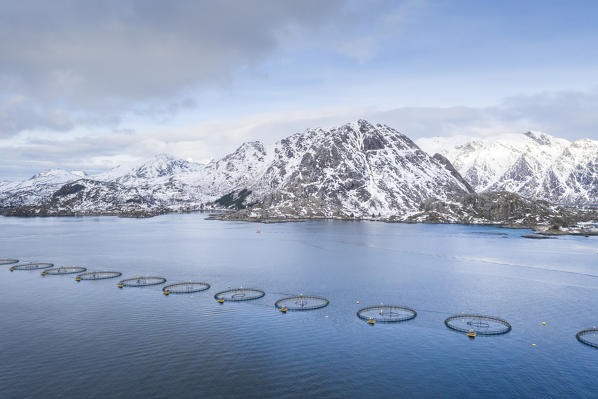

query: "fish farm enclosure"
xmin=4 ymin=256 xmax=595 ymax=340
xmin=275 ymin=295 xmax=329 ymax=311
xmin=444 ymin=314 xmax=512 ymax=335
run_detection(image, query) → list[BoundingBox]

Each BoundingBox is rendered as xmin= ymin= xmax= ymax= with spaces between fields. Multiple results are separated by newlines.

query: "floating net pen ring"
xmin=274 ymin=295 xmax=329 ymax=311
xmin=576 ymin=329 xmax=598 ymax=349
xmin=76 ymin=271 xmax=122 ymax=281
xmin=118 ymin=276 xmax=167 ymax=287
xmin=163 ymin=282 xmax=210 ymax=294
xmin=10 ymin=263 xmax=54 ymax=271
xmin=1 ymin=258 xmax=19 ymax=265
xmin=445 ymin=314 xmax=511 ymax=335
xmin=357 ymin=305 xmax=417 ymax=323
xmin=214 ymin=288 xmax=265 ymax=302
xmin=41 ymin=266 xmax=87 ymax=276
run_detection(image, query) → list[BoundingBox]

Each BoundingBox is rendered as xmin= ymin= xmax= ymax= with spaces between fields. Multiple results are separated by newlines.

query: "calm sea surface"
xmin=1 ymin=214 xmax=597 ymax=398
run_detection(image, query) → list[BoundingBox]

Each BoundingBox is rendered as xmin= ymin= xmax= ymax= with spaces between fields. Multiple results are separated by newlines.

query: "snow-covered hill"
xmin=417 ymin=132 xmax=598 ymax=204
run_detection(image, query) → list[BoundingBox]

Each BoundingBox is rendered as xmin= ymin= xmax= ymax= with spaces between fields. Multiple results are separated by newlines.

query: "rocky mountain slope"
xmin=225 ymin=120 xmax=473 ymax=219
xmin=417 ymin=132 xmax=598 ymax=204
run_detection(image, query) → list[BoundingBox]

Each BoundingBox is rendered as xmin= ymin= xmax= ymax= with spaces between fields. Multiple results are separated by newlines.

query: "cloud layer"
xmin=0 ymin=0 xmax=344 ymax=135
xmin=1 ymin=1 xmax=597 ymax=179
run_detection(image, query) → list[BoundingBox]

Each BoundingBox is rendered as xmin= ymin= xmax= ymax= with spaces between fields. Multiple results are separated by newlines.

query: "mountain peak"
xmin=125 ymin=153 xmax=196 ymax=180
xmin=31 ymin=169 xmax=87 ymax=180
xmin=523 ymin=130 xmax=555 ymax=145
xmin=340 ymin=119 xmax=381 ymax=132
xmin=150 ymin=152 xmax=177 ymax=161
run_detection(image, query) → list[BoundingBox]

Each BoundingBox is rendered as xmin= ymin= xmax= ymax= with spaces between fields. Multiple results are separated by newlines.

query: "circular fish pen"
xmin=163 ymin=282 xmax=210 ymax=294
xmin=10 ymin=263 xmax=54 ymax=271
xmin=76 ymin=271 xmax=122 ymax=281
xmin=357 ymin=305 xmax=417 ymax=323
xmin=42 ymin=266 xmax=87 ymax=276
xmin=214 ymin=288 xmax=265 ymax=302
xmin=275 ymin=295 xmax=329 ymax=311
xmin=576 ymin=329 xmax=598 ymax=348
xmin=119 ymin=276 xmax=167 ymax=287
xmin=445 ymin=314 xmax=511 ymax=335
xmin=1 ymin=258 xmax=19 ymax=265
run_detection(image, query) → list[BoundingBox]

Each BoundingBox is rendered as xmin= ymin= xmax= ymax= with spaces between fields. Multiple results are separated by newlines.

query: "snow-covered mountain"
xmin=417 ymin=132 xmax=598 ymax=204
xmin=231 ymin=120 xmax=472 ymax=219
xmin=0 ymin=169 xmax=87 ymax=207
xmin=0 ymin=120 xmax=472 ymax=218
xmin=1 ymin=120 xmax=596 ymax=227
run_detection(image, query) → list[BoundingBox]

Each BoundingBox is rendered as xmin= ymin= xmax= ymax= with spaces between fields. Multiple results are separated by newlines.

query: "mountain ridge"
xmin=417 ymin=132 xmax=598 ymax=204
xmin=1 ymin=120 xmax=596 ymax=230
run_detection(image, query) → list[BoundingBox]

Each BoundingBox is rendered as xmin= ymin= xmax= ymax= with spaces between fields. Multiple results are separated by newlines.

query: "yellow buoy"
xmin=10 ymin=267 xmax=14 ymax=272
xmin=117 ymin=283 xmax=124 ymax=288
xmin=325 ymin=315 xmax=328 ymax=318
xmin=467 ymin=329 xmax=476 ymax=338
xmin=280 ymin=307 xmax=288 ymax=313
xmin=41 ymin=272 xmax=47 ymax=276
xmin=163 ymin=290 xmax=170 ymax=296
xmin=542 ymin=322 xmax=546 ymax=326
xmin=217 ymin=298 xmax=225 ymax=303
xmin=75 ymin=277 xmax=81 ymax=282
xmin=367 ymin=319 xmax=376 ymax=325
xmin=356 ymin=300 xmax=360 ymax=304
xmin=532 ymin=344 xmax=536 ymax=346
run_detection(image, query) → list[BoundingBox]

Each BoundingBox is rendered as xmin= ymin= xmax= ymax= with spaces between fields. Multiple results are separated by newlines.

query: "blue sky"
xmin=1 ymin=0 xmax=598 ymax=179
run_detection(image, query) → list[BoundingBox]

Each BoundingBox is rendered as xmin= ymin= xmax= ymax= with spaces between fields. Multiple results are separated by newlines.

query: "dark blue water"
xmin=1 ymin=214 xmax=597 ymax=398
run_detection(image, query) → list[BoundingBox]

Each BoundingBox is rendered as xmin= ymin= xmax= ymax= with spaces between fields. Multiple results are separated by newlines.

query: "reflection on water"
xmin=1 ymin=214 xmax=597 ymax=398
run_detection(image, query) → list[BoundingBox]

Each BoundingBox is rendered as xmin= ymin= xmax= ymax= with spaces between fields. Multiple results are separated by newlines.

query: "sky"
xmin=1 ymin=0 xmax=598 ymax=180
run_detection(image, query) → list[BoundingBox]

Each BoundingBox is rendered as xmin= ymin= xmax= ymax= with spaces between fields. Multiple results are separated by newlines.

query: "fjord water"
xmin=1 ymin=215 xmax=597 ymax=398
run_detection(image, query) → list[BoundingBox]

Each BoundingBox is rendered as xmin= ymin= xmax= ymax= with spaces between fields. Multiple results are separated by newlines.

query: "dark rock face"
xmin=415 ymin=191 xmax=596 ymax=226
xmin=214 ymin=189 xmax=252 ymax=209
xmin=459 ymin=192 xmax=553 ymax=223
xmin=53 ymin=183 xmax=85 ymax=197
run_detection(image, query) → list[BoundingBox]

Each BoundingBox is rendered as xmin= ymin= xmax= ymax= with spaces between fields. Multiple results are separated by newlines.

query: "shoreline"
xmin=2 ymin=209 xmax=597 ymax=237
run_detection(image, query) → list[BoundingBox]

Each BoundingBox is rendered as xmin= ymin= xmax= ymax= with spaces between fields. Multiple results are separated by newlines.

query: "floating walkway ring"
xmin=445 ymin=314 xmax=511 ymax=335
xmin=1 ymin=258 xmax=19 ymax=265
xmin=214 ymin=288 xmax=265 ymax=302
xmin=576 ymin=329 xmax=598 ymax=348
xmin=10 ymin=263 xmax=54 ymax=271
xmin=42 ymin=266 xmax=87 ymax=275
xmin=275 ymin=295 xmax=329 ymax=311
xmin=76 ymin=271 xmax=122 ymax=281
xmin=163 ymin=282 xmax=210 ymax=294
xmin=357 ymin=305 xmax=417 ymax=323
xmin=119 ymin=276 xmax=167 ymax=287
